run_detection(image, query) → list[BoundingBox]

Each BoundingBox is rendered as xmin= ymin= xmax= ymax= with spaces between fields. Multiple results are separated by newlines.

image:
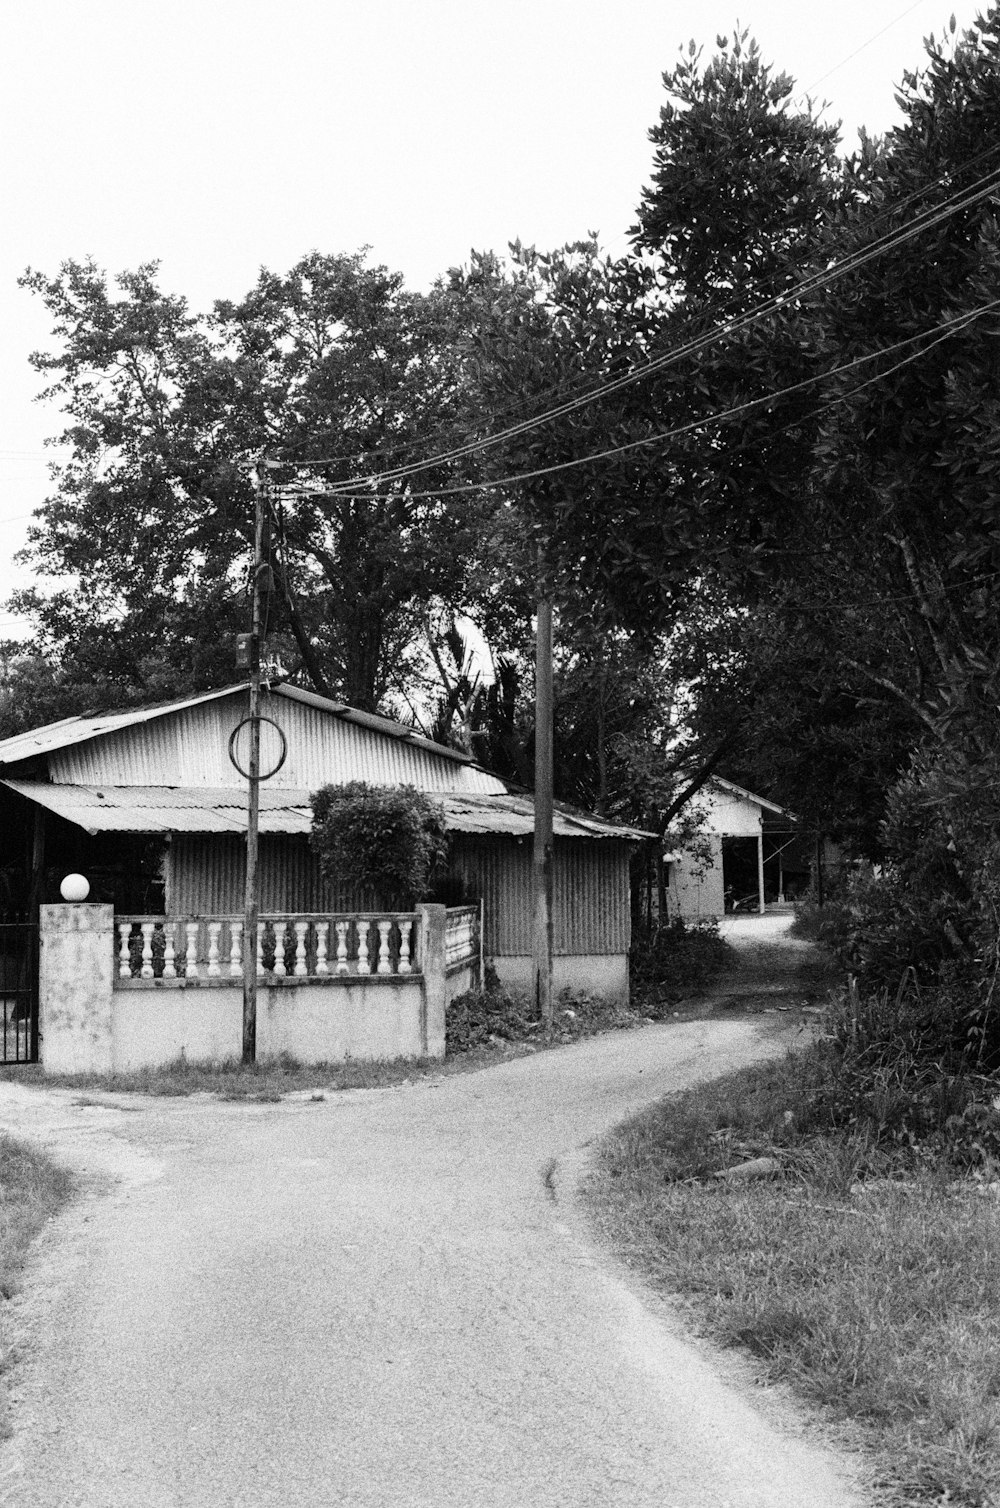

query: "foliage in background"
xmin=309 ymin=782 xmax=448 ymax=909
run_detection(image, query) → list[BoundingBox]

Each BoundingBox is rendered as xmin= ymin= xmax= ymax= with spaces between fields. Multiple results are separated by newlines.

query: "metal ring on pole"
xmin=228 ymin=717 xmax=288 ymax=781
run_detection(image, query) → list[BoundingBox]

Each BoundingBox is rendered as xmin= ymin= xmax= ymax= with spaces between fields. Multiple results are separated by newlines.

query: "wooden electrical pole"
xmin=533 ymin=553 xmax=554 ymax=1032
xmin=242 ymin=467 xmax=265 ymax=1064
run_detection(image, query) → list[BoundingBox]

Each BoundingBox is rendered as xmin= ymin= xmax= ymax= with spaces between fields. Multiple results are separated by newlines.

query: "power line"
xmin=289 ymin=157 xmax=1000 ymax=493
xmin=259 ymin=138 xmax=1000 ymax=483
xmin=794 ymin=0 xmax=936 ymax=101
xmin=12 ymin=151 xmax=1000 ymax=507
xmin=273 ymin=297 xmax=1000 ymax=503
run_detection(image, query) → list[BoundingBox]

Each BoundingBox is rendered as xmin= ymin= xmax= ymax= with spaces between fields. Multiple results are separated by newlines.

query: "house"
xmin=0 ymin=681 xmax=644 ymax=1012
xmin=664 ymin=776 xmax=801 ymax=920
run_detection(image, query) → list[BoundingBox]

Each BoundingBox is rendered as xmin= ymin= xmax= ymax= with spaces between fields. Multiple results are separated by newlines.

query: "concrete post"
xmin=418 ymin=904 xmax=447 ymax=1059
xmin=39 ymin=904 xmax=115 ymax=1074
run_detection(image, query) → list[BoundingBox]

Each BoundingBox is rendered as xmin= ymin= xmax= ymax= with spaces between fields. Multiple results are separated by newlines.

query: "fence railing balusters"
xmin=110 ymin=909 xmax=471 ymax=985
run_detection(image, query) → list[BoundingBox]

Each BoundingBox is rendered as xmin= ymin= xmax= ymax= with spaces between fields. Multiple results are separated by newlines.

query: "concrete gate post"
xmin=418 ymin=904 xmax=447 ymax=1059
xmin=39 ymin=904 xmax=115 ymax=1074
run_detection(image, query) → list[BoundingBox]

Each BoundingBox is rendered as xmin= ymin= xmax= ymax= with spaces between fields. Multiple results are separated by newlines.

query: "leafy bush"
xmin=630 ymin=917 xmax=733 ymax=1001
xmin=310 ymin=782 xmax=448 ymax=908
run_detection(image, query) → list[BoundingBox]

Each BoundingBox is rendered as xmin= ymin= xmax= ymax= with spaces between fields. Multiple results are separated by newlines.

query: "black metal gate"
xmin=0 ymin=922 xmax=39 ymax=1064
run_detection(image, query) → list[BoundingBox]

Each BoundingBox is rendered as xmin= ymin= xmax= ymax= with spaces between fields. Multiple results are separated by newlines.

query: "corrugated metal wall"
xmin=168 ymin=830 xmax=631 ymax=958
xmin=552 ymin=839 xmax=631 ymax=954
xmin=50 ymin=691 xmax=504 ymax=795
xmin=450 ymin=836 xmax=630 ymax=956
xmin=169 ymin=834 xmax=367 ymax=914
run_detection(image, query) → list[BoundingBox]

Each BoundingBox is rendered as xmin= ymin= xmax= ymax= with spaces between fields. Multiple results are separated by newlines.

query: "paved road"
xmin=0 ymin=1020 xmax=866 ymax=1507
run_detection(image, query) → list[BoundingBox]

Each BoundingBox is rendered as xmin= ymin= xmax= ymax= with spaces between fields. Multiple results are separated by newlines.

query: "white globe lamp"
xmin=60 ymin=873 xmax=91 ymax=902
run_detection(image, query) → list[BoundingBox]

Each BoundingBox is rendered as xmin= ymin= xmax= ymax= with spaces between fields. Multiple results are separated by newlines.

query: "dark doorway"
xmin=722 ymin=837 xmax=760 ymax=912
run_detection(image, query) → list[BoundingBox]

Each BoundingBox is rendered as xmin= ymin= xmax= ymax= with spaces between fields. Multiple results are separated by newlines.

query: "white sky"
xmin=0 ymin=0 xmax=981 ymax=640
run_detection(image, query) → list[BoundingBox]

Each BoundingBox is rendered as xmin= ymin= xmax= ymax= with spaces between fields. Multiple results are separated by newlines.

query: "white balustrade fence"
xmin=115 ymin=913 xmax=421 ymax=983
xmin=445 ymin=905 xmax=480 ymax=971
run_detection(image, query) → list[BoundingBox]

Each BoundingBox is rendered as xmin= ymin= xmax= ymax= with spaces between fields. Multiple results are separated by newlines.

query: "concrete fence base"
xmin=39 ymin=904 xmax=474 ymax=1074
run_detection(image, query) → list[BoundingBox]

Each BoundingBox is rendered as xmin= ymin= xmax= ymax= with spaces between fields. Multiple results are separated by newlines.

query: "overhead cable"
xmin=293 ymin=159 xmax=1000 ymax=491
xmin=271 ymin=297 xmax=1000 ymax=503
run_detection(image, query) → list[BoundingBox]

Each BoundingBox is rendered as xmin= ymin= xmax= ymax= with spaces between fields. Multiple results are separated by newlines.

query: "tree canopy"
xmin=14 ymin=251 xmax=505 ymax=717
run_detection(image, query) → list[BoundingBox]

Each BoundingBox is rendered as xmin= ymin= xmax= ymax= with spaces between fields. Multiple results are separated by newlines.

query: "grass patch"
xmin=2 ymin=1053 xmax=460 ymax=1101
xmin=585 ymin=1049 xmax=1000 ymax=1507
xmin=0 ymin=1135 xmax=73 ymax=1437
xmin=447 ymin=928 xmax=740 ymax=1058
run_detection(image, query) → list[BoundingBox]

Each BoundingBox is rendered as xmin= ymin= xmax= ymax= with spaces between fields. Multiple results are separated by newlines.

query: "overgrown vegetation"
xmin=629 ymin=917 xmax=734 ymax=1007
xmin=791 ymin=728 xmax=1000 ymax=1165
xmin=0 ymin=1135 xmax=73 ymax=1437
xmin=446 ymin=979 xmax=635 ymax=1055
xmin=445 ymin=924 xmax=735 ymax=1054
xmin=587 ymin=1048 xmax=1000 ymax=1506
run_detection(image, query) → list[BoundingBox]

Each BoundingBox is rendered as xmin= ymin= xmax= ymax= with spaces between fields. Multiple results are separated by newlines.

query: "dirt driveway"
xmin=0 ymin=1014 xmax=865 ymax=1508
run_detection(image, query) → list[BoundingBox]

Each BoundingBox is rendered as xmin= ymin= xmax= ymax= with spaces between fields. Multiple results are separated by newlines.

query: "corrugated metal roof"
xmin=1 ymin=781 xmax=650 ymax=842
xmin=0 ymin=681 xmax=480 ymax=772
xmin=438 ymin=793 xmax=651 ymax=841
xmin=44 ymin=691 xmax=504 ymax=794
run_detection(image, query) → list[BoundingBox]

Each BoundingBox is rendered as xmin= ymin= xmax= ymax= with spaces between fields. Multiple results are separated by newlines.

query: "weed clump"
xmin=446 ymin=969 xmax=643 ymax=1054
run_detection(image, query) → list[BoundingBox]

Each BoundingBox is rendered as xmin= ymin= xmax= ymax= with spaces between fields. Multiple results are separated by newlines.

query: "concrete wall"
xmin=112 ymin=977 xmax=427 ymax=1072
xmin=39 ymin=904 xmax=457 ymax=1073
xmin=491 ymin=952 xmax=629 ymax=1005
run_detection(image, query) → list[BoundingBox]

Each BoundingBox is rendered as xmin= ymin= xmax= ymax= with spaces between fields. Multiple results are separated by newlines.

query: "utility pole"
xmin=242 ymin=466 xmax=265 ymax=1064
xmin=533 ymin=550 xmax=554 ymax=1032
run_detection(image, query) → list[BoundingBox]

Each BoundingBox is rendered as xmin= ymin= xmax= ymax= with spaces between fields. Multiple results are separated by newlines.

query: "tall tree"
xmin=14 ymin=251 xmax=502 ymax=719
xmin=655 ymin=12 xmax=1000 ymax=855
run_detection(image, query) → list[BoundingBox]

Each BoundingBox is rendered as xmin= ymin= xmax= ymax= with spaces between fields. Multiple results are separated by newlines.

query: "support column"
xmin=757 ymin=831 xmax=766 ymax=915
